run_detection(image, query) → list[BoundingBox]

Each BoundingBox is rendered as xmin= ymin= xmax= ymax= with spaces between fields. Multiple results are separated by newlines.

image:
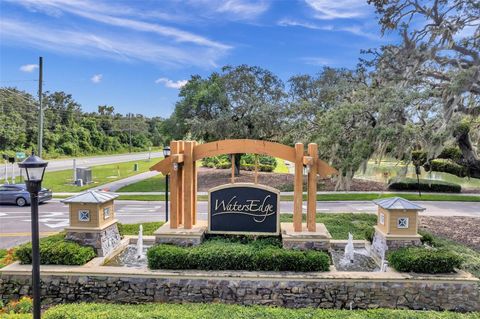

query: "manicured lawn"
xmin=116 ymin=174 xmax=165 ymax=192
xmin=274 ymin=158 xmax=290 ymax=173
xmin=117 ymin=222 xmax=164 ymax=236
xmin=44 ymin=159 xmax=161 ymax=192
xmin=280 ymin=213 xmax=377 ymax=240
xmin=6 ymin=302 xmax=478 ymax=319
xmin=430 ymin=236 xmax=480 ymax=278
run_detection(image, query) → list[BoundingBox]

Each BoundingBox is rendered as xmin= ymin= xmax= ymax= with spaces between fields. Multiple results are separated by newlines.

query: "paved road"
xmin=1 ymin=151 xmax=162 ymax=180
xmin=1 ymin=199 xmax=478 ymax=249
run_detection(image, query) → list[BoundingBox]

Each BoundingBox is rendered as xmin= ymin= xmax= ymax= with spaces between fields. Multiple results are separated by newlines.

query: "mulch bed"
xmin=197 ymin=168 xmax=387 ymax=192
xmin=419 ymin=216 xmax=480 ymax=251
xmin=197 ymin=167 xmax=480 ymax=193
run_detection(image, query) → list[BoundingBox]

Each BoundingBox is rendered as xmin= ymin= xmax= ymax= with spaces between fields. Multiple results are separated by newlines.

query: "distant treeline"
xmin=0 ymin=88 xmax=169 ymax=157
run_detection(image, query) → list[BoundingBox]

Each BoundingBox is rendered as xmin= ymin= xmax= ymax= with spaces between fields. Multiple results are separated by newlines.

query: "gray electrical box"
xmin=76 ymin=167 xmax=92 ymax=184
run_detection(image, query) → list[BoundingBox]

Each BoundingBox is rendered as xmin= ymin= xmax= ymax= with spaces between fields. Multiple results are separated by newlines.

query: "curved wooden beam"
xmin=193 ymin=139 xmax=297 ymax=163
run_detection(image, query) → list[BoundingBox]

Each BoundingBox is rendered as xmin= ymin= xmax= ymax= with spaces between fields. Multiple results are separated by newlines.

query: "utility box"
xmin=76 ymin=167 xmax=92 ymax=184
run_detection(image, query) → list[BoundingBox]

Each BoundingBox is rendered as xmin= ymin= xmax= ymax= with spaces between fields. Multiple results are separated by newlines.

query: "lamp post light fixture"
xmin=163 ymin=146 xmax=171 ymax=222
xmin=18 ymin=151 xmax=48 ymax=319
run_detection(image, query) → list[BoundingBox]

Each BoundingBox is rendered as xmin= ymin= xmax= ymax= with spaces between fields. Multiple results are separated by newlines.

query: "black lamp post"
xmin=18 ymin=151 xmax=48 ymax=319
xmin=163 ymin=146 xmax=171 ymax=222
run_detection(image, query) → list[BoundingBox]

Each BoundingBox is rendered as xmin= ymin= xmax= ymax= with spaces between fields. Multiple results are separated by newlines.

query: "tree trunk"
xmin=455 ymin=129 xmax=480 ymax=179
xmin=231 ymin=154 xmax=242 ymax=176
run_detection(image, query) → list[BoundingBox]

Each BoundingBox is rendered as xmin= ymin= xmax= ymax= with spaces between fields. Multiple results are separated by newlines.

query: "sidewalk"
xmin=93 ymin=171 xmax=160 ymax=191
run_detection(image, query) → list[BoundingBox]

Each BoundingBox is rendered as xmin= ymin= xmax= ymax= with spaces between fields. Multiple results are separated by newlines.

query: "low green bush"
xmin=14 ymin=233 xmax=96 ymax=265
xmin=147 ymin=237 xmax=330 ymax=272
xmin=36 ymin=302 xmax=480 ymax=319
xmin=429 ymin=159 xmax=467 ymax=177
xmin=419 ymin=230 xmax=435 ymax=246
xmin=388 ymin=247 xmax=462 ymax=274
xmin=438 ymin=147 xmax=463 ymax=161
xmin=202 ymin=154 xmax=277 ymax=171
xmin=388 ymin=178 xmax=461 ymax=193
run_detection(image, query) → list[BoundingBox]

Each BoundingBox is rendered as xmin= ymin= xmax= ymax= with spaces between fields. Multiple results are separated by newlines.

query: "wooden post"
xmin=231 ymin=154 xmax=235 ymax=183
xmin=192 ymin=141 xmax=198 ymax=225
xmin=293 ymin=143 xmax=304 ymax=232
xmin=169 ymin=141 xmax=179 ymax=229
xmin=254 ymin=154 xmax=258 ymax=184
xmin=307 ymin=143 xmax=318 ymax=232
xmin=177 ymin=141 xmax=184 ymax=226
xmin=183 ymin=141 xmax=194 ymax=229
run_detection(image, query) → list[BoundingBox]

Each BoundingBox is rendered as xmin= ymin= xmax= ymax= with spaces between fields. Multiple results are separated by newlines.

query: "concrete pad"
xmin=154 ymin=221 xmax=207 ymax=246
xmin=281 ymin=222 xmax=332 ymax=250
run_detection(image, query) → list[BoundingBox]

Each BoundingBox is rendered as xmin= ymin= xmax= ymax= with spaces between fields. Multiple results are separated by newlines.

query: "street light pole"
xmin=29 ymin=182 xmax=41 ymax=319
xmin=18 ymin=151 xmax=48 ymax=319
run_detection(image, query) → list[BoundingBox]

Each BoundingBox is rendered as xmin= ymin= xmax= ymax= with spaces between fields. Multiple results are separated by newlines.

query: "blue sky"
xmin=0 ymin=0 xmax=396 ymax=118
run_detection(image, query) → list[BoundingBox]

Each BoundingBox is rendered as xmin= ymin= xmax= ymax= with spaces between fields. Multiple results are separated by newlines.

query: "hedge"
xmin=388 ymin=247 xmax=462 ymax=274
xmin=14 ymin=233 xmax=96 ymax=265
xmin=201 ymin=154 xmax=277 ymax=171
xmin=388 ymin=178 xmax=461 ymax=193
xmin=147 ymin=237 xmax=330 ymax=272
xmin=429 ymin=159 xmax=467 ymax=177
xmin=21 ymin=303 xmax=480 ymax=319
xmin=438 ymin=147 xmax=463 ymax=161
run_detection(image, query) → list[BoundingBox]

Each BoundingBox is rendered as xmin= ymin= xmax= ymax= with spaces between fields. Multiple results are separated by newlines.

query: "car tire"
xmin=16 ymin=197 xmax=27 ymax=207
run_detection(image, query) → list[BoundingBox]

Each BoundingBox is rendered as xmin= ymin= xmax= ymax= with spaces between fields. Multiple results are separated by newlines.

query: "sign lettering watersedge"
xmin=208 ymin=184 xmax=280 ymax=235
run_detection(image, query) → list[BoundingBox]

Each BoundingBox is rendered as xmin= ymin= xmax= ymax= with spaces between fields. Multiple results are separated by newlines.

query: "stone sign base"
xmin=65 ymin=219 xmax=121 ymax=257
xmin=281 ymin=222 xmax=332 ymax=250
xmin=154 ymin=221 xmax=207 ymax=246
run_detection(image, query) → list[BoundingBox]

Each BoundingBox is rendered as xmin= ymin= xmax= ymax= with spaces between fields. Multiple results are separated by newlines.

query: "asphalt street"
xmin=1 ymin=151 xmax=162 ymax=180
xmin=0 ymin=199 xmax=478 ymax=249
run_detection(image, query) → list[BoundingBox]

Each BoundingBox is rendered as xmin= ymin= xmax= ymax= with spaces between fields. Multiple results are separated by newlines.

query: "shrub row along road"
xmin=0 ymin=151 xmax=162 ymax=180
xmin=1 ymin=199 xmax=479 ymax=249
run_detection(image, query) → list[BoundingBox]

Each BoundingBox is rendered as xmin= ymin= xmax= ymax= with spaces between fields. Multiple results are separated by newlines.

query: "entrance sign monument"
xmin=208 ymin=183 xmax=280 ymax=235
xmin=151 ymin=139 xmax=338 ymax=247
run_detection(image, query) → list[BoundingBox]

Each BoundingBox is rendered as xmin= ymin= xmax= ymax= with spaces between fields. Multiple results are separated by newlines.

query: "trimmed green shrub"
xmin=388 ymin=178 xmax=461 ymax=193
xmin=438 ymin=147 xmax=463 ymax=161
xmin=39 ymin=302 xmax=480 ymax=319
xmin=14 ymin=233 xmax=96 ymax=265
xmin=411 ymin=150 xmax=427 ymax=165
xmin=388 ymin=247 xmax=462 ymax=274
xmin=147 ymin=237 xmax=330 ymax=272
xmin=429 ymin=159 xmax=467 ymax=177
xmin=419 ymin=230 xmax=435 ymax=246
xmin=241 ymin=154 xmax=277 ymax=168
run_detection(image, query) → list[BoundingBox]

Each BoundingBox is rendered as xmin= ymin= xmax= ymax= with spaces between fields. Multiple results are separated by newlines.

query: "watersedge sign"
xmin=208 ymin=183 xmax=280 ymax=235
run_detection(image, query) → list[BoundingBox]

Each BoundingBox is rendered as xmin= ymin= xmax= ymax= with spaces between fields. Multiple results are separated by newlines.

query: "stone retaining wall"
xmin=1 ymin=272 xmax=479 ymax=311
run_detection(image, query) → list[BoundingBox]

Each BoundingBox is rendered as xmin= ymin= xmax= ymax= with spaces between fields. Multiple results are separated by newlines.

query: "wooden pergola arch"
xmin=150 ymin=139 xmax=337 ymax=233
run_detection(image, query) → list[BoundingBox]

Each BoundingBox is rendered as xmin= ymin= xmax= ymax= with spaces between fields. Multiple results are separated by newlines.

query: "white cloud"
xmin=0 ymin=19 xmax=226 ymax=68
xmin=91 ymin=74 xmax=103 ymax=83
xmin=301 ymin=57 xmax=333 ymax=66
xmin=155 ymin=77 xmax=188 ymax=89
xmin=277 ymin=18 xmax=333 ymax=30
xmin=4 ymin=0 xmax=231 ymax=68
xmin=305 ymin=0 xmax=370 ymax=20
xmin=277 ymin=18 xmax=379 ymax=40
xmin=19 ymin=64 xmax=38 ymax=72
xmin=11 ymin=0 xmax=230 ymax=51
xmin=215 ymin=0 xmax=269 ymax=19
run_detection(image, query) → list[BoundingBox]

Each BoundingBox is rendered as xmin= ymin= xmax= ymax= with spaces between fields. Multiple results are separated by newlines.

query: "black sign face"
xmin=208 ymin=183 xmax=280 ymax=235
